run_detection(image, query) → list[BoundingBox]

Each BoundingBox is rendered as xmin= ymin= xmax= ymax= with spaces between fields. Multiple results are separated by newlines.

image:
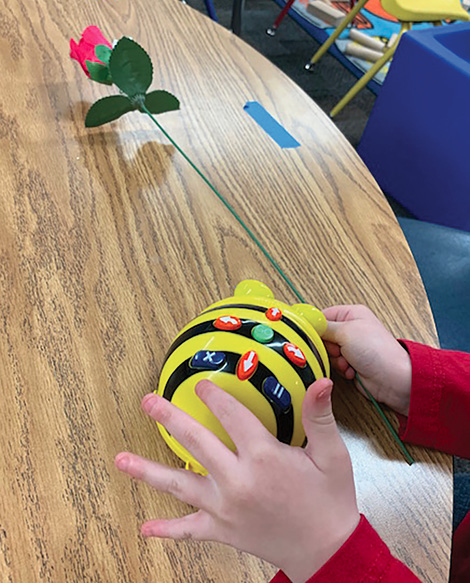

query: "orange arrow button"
xmin=214 ymin=315 xmax=242 ymax=331
xmin=266 ymin=307 xmax=282 ymax=321
xmin=283 ymin=343 xmax=306 ymax=367
xmin=237 ymin=350 xmax=258 ymax=380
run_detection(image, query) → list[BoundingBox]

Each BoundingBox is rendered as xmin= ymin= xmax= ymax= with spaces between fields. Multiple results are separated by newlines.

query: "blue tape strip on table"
xmin=243 ymin=101 xmax=300 ymax=149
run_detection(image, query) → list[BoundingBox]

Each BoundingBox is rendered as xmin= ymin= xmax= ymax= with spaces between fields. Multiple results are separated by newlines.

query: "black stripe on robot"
xmin=163 ymin=318 xmax=317 ymax=389
xmin=162 ymin=351 xmax=295 ymax=445
xmin=201 ymin=303 xmax=327 ymax=377
xmin=165 ymin=304 xmax=327 ymax=380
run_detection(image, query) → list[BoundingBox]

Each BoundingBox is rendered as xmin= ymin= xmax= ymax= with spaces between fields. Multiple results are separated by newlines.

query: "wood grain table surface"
xmin=0 ymin=0 xmax=451 ymax=581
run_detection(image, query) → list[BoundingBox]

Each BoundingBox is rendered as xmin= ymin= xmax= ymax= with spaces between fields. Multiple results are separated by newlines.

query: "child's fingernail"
xmin=141 ymin=393 xmax=159 ymax=411
xmin=115 ymin=454 xmax=129 ymax=470
xmin=317 ymin=380 xmax=333 ymax=401
xmin=141 ymin=523 xmax=158 ymax=537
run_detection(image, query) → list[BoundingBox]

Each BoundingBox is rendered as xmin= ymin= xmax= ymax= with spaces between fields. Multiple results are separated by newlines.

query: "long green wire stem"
xmin=355 ymin=375 xmax=414 ymax=465
xmin=142 ymin=105 xmax=303 ymax=303
xmin=143 ymin=106 xmax=414 ymax=465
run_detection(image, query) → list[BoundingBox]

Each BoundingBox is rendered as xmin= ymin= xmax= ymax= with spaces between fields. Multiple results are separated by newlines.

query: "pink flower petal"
xmin=70 ymin=26 xmax=112 ymax=77
xmin=79 ymin=40 xmax=100 ymax=64
xmin=70 ymin=38 xmax=79 ymax=60
xmin=81 ymin=25 xmax=112 ymax=48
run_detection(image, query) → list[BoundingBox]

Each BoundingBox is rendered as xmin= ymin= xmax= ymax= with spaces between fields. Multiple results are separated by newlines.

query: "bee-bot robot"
xmin=156 ymin=279 xmax=330 ymax=474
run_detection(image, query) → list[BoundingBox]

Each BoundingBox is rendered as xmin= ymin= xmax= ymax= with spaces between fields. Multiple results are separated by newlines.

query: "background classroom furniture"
xmin=0 ymin=0 xmax=451 ymax=581
xmin=230 ymin=0 xmax=384 ymax=92
xmin=307 ymin=0 xmax=470 ymax=116
xmin=358 ymin=22 xmax=470 ymax=231
xmin=399 ymin=218 xmax=470 ymax=354
xmin=204 ymin=0 xmax=218 ymax=20
xmin=232 ymin=0 xmax=245 ymax=34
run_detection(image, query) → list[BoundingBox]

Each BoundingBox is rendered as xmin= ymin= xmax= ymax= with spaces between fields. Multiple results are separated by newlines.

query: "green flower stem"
xmin=355 ymin=374 xmax=415 ymax=465
xmin=141 ymin=104 xmax=303 ymax=303
xmin=141 ymin=104 xmax=414 ymax=466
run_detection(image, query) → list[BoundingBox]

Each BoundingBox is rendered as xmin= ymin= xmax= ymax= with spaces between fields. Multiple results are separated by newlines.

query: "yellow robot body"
xmin=156 ymin=280 xmax=329 ymax=475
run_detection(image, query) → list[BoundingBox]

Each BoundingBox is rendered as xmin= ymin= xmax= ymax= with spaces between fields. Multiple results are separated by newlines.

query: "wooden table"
xmin=0 ymin=0 xmax=451 ymax=581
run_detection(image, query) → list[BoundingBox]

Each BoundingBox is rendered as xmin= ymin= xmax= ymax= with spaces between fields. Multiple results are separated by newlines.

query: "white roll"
xmin=344 ymin=41 xmax=384 ymax=62
xmin=349 ymin=28 xmax=386 ymax=52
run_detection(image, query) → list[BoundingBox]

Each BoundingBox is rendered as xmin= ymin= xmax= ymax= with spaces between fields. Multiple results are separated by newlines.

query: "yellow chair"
xmin=306 ymin=0 xmax=470 ymax=117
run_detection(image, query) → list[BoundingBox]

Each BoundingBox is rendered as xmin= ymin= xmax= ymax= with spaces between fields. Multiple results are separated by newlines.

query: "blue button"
xmin=262 ymin=376 xmax=291 ymax=412
xmin=190 ymin=350 xmax=226 ymax=370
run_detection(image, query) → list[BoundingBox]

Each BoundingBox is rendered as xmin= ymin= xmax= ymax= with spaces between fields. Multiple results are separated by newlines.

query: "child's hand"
xmin=322 ymin=305 xmax=412 ymax=416
xmin=115 ymin=379 xmax=360 ymax=583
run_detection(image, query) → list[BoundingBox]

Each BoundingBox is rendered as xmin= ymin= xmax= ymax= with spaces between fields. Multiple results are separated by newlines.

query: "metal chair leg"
xmin=231 ymin=0 xmax=246 ymax=36
xmin=305 ymin=0 xmax=369 ymax=70
xmin=267 ymin=0 xmax=296 ymax=36
xmin=330 ymin=22 xmax=412 ymax=117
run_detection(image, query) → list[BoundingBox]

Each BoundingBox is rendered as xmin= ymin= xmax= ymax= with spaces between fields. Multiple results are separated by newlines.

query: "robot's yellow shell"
xmin=156 ymin=280 xmax=329 ymax=475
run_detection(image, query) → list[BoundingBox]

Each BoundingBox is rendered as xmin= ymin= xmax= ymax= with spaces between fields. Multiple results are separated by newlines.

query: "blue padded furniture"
xmin=358 ymin=23 xmax=470 ymax=232
xmin=204 ymin=0 xmax=218 ymax=21
xmin=398 ymin=217 xmax=470 ymax=353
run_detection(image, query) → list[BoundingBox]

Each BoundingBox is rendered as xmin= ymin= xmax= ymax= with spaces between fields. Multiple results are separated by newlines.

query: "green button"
xmin=251 ymin=324 xmax=274 ymax=343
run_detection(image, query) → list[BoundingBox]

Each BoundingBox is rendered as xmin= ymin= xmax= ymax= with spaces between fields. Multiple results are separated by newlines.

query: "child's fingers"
xmin=322 ymin=306 xmax=354 ymax=323
xmin=324 ymin=342 xmax=355 ymax=378
xmin=323 ymin=340 xmax=341 ymax=357
xmin=141 ymin=510 xmax=214 ymax=541
xmin=329 ymin=355 xmax=355 ymax=379
xmin=302 ymin=379 xmax=349 ymax=470
xmin=195 ymin=380 xmax=273 ymax=453
xmin=114 ymin=452 xmax=211 ymax=509
xmin=332 ymin=355 xmax=349 ymax=371
xmin=141 ymin=394 xmax=236 ymax=479
xmin=322 ymin=306 xmax=345 ymax=321
xmin=323 ymin=305 xmax=371 ymax=322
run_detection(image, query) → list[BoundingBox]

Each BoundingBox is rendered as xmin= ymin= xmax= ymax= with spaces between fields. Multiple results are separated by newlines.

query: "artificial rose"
xmin=70 ymin=25 xmax=112 ymax=77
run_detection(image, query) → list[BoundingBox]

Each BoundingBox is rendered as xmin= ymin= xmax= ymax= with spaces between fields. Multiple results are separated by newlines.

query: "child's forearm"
xmin=398 ymin=340 xmax=470 ymax=459
xmin=270 ymin=515 xmax=422 ymax=583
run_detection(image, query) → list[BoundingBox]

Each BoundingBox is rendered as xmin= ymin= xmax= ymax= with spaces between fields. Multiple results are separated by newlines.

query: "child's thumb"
xmin=321 ymin=320 xmax=344 ymax=343
xmin=302 ymin=378 xmax=347 ymax=469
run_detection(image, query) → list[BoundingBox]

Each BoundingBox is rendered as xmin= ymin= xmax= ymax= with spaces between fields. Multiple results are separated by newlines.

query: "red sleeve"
xmin=451 ymin=513 xmax=470 ymax=583
xmin=269 ymin=515 xmax=421 ymax=583
xmin=398 ymin=340 xmax=470 ymax=458
xmin=269 ymin=340 xmax=470 ymax=583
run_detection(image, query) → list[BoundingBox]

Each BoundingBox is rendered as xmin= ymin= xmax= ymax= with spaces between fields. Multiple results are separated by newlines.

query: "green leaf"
xmin=85 ymin=95 xmax=134 ymax=127
xmin=85 ymin=61 xmax=112 ymax=85
xmin=109 ymin=37 xmax=153 ymax=97
xmin=144 ymin=90 xmax=180 ymax=115
xmin=95 ymin=44 xmax=112 ymax=65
